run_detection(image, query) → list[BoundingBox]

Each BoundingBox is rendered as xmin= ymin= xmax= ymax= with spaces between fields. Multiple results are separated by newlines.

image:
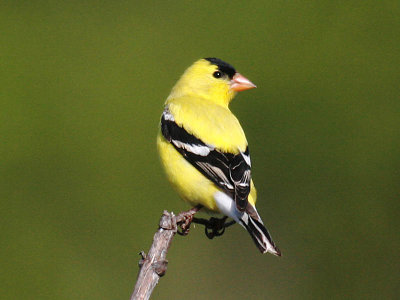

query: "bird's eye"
xmin=213 ymin=71 xmax=222 ymax=78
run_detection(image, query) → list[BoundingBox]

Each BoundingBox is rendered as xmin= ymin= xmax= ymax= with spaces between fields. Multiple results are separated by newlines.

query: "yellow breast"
xmin=157 ymin=133 xmax=221 ymax=211
xmin=157 ymin=133 xmax=257 ymax=211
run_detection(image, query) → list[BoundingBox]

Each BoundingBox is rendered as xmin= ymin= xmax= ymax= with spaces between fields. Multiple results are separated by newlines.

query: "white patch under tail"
xmin=214 ymin=191 xmax=244 ymax=224
xmin=214 ymin=191 xmax=281 ymax=256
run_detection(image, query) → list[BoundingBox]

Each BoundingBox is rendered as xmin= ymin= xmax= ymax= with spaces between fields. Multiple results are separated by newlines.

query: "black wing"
xmin=161 ymin=109 xmax=251 ymax=212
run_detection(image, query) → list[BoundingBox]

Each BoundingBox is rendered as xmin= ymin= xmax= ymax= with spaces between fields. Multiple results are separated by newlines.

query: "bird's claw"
xmin=177 ymin=214 xmax=194 ymax=236
xmin=176 ymin=206 xmax=235 ymax=238
xmin=203 ymin=217 xmax=228 ymax=239
xmin=176 ymin=205 xmax=202 ymax=235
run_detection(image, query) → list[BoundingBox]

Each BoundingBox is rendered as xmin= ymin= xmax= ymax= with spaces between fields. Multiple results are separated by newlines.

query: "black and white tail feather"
xmin=161 ymin=108 xmax=281 ymax=256
xmin=240 ymin=206 xmax=281 ymax=256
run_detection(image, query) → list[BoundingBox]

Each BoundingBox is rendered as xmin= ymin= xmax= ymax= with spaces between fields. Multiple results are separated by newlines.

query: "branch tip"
xmin=131 ymin=207 xmax=236 ymax=300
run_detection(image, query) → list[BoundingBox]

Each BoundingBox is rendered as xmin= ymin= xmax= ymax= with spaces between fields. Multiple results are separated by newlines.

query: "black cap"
xmin=204 ymin=57 xmax=236 ymax=79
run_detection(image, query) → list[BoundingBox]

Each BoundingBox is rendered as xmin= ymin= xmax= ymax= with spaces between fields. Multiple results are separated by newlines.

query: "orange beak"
xmin=230 ymin=73 xmax=257 ymax=92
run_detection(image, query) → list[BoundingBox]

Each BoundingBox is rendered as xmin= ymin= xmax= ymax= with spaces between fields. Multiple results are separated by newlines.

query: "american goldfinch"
xmin=157 ymin=57 xmax=280 ymax=256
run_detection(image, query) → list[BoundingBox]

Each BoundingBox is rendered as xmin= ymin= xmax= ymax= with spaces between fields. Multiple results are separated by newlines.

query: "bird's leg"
xmin=176 ymin=205 xmax=202 ymax=236
xmin=205 ymin=217 xmax=227 ymax=239
xmin=192 ymin=216 xmax=236 ymax=239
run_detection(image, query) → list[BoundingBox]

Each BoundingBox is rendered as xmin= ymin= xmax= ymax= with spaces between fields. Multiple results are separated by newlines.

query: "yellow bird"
xmin=157 ymin=58 xmax=280 ymax=256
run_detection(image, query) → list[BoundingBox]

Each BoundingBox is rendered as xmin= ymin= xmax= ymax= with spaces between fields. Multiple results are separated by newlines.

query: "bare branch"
xmin=130 ymin=211 xmax=176 ymax=300
xmin=130 ymin=207 xmax=200 ymax=300
xmin=130 ymin=206 xmax=231 ymax=300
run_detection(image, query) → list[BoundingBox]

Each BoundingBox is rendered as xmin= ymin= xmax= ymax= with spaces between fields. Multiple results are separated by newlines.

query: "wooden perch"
xmin=131 ymin=205 xmax=235 ymax=300
xmin=130 ymin=207 xmax=234 ymax=300
xmin=130 ymin=207 xmax=200 ymax=300
xmin=130 ymin=211 xmax=175 ymax=300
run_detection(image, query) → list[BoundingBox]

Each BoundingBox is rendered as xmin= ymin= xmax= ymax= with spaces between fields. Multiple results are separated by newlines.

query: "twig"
xmin=130 ymin=207 xmax=232 ymax=300
xmin=130 ymin=207 xmax=200 ymax=300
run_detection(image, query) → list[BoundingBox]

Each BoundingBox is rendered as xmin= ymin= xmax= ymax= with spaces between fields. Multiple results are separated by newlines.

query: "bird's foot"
xmin=193 ymin=216 xmax=236 ymax=239
xmin=176 ymin=205 xmax=202 ymax=236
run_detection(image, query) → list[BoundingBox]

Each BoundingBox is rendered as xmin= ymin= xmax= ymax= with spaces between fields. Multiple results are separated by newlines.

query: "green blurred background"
xmin=1 ymin=1 xmax=399 ymax=299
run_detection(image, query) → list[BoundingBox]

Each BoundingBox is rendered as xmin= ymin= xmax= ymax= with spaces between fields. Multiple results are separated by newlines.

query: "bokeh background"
xmin=1 ymin=1 xmax=399 ymax=299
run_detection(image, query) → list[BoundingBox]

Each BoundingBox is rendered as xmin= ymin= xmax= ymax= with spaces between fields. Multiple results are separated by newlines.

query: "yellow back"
xmin=167 ymin=97 xmax=247 ymax=153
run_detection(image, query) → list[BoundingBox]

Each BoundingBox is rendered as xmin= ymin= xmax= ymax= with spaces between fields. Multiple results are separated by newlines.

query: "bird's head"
xmin=168 ymin=58 xmax=256 ymax=107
